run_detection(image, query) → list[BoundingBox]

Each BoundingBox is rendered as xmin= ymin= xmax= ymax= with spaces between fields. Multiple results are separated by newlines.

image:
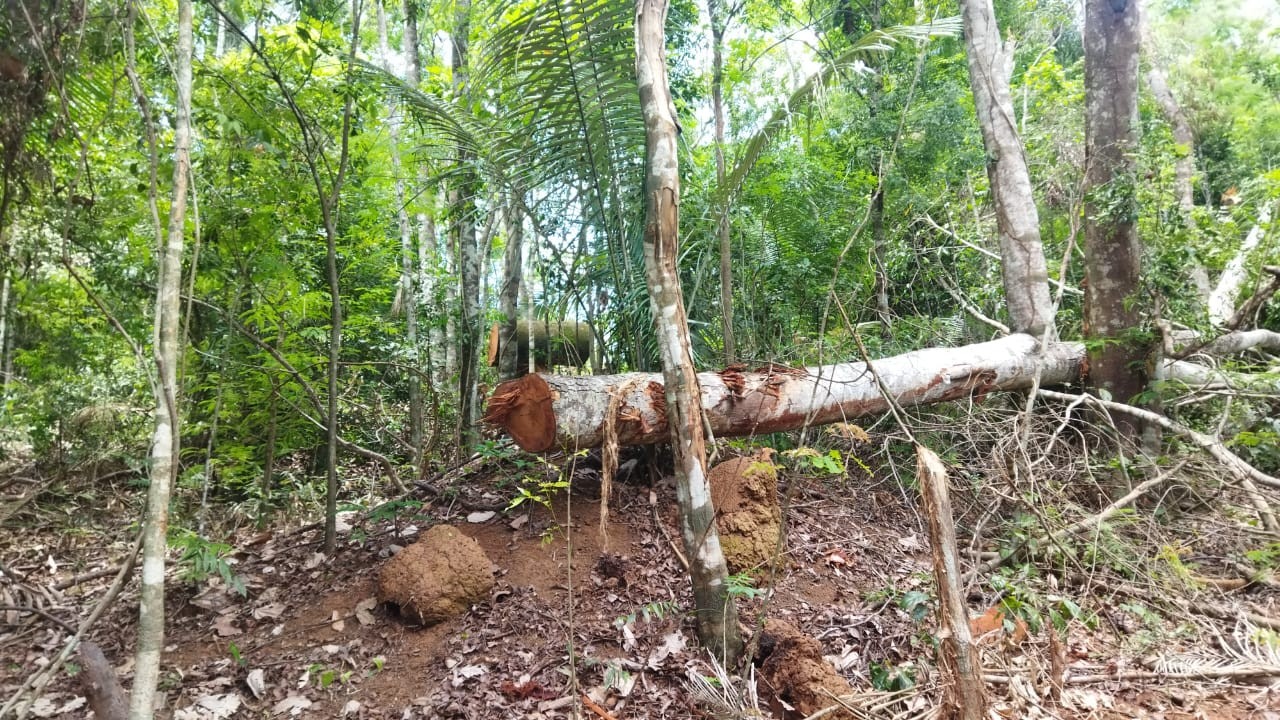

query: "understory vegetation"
xmin=1 ymin=0 xmax=1278 ymax=717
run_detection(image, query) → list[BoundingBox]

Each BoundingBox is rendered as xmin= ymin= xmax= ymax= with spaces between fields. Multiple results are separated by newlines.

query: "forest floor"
xmin=2 ymin=437 xmax=1279 ymax=719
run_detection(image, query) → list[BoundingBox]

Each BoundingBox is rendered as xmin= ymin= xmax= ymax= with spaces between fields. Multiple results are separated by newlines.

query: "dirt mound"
xmin=377 ymin=524 xmax=495 ymax=625
xmin=709 ymin=450 xmax=782 ymax=573
xmin=758 ymin=619 xmax=854 ymax=719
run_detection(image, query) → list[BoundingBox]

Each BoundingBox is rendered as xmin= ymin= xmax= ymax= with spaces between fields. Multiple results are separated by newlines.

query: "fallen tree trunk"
xmin=485 ymin=334 xmax=1279 ymax=451
xmin=485 ymin=333 xmax=1084 ymax=451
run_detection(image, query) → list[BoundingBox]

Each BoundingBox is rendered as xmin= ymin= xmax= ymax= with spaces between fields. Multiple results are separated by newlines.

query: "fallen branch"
xmin=965 ymin=460 xmax=1189 ymax=582
xmin=0 ymin=532 xmax=141 ymax=720
xmin=1038 ymin=389 xmax=1280 ymax=532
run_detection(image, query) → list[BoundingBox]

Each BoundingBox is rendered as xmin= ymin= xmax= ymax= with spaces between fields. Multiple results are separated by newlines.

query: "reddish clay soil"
xmin=2 ymin=450 xmax=1278 ymax=719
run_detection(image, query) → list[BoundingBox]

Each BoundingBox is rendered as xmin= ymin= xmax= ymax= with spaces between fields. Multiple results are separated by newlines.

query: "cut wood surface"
xmin=485 ymin=334 xmax=1083 ymax=451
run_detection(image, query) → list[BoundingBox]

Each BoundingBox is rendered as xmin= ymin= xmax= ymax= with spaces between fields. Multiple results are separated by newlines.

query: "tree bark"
xmin=484 ymin=334 xmax=1262 ymax=452
xmin=917 ymin=446 xmax=987 ymax=720
xmin=1083 ymin=0 xmax=1147 ymax=441
xmin=321 ymin=0 xmax=362 ymax=554
xmin=452 ymin=0 xmax=481 ymax=447
xmin=377 ymin=0 xmax=423 ymax=465
xmin=636 ymin=0 xmax=742 ymax=665
xmin=1209 ymin=203 xmax=1273 ymax=326
xmin=486 ymin=333 xmax=1083 ymax=451
xmin=129 ymin=0 xmax=190 ymax=713
xmin=959 ymin=0 xmax=1054 ymax=337
xmin=709 ymin=0 xmax=735 ymax=364
xmin=1144 ymin=66 xmax=1194 ymax=216
xmin=498 ymin=190 xmax=523 ymax=380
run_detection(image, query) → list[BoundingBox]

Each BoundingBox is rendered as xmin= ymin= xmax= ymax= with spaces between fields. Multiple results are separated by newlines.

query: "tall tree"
xmin=129 ymin=0 xmax=190 ymax=714
xmin=959 ymin=0 xmax=1055 ymax=337
xmin=451 ymin=0 xmax=481 ymax=446
xmin=636 ymin=0 xmax=742 ymax=664
xmin=498 ymin=189 xmax=523 ymax=381
xmin=709 ymin=0 xmax=740 ymax=363
xmin=377 ymin=0 xmax=423 ymax=465
xmin=1083 ymin=0 xmax=1146 ymax=440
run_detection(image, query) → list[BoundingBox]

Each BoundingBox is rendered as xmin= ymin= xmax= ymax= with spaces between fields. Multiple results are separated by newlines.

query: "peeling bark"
xmin=918 ymin=447 xmax=987 ymax=720
xmin=636 ymin=0 xmax=741 ymax=664
xmin=486 ymin=334 xmax=1083 ymax=451
xmin=959 ymin=0 xmax=1054 ymax=337
xmin=484 ymin=335 xmax=1263 ymax=452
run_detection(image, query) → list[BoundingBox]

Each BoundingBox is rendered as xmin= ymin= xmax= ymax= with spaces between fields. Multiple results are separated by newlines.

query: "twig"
xmin=984 ymin=665 xmax=1280 ymax=684
xmin=1037 ymin=389 xmax=1280 ymax=531
xmin=650 ymin=489 xmax=688 ymax=572
xmin=54 ymin=566 xmax=131 ymax=591
xmin=964 ymin=460 xmax=1188 ymax=582
xmin=0 ymin=531 xmax=142 ymax=719
xmin=0 ymin=605 xmax=77 ymax=635
xmin=580 ymin=693 xmax=619 ymax=720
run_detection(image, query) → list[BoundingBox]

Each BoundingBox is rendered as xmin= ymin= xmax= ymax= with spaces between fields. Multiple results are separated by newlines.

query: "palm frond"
xmin=476 ymin=0 xmax=653 ymax=368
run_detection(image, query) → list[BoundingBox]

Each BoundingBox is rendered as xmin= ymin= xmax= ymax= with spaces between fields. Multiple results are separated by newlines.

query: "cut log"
xmin=484 ymin=334 xmax=1276 ymax=452
xmin=486 ymin=319 xmax=593 ymax=372
xmin=485 ymin=334 xmax=1083 ymax=451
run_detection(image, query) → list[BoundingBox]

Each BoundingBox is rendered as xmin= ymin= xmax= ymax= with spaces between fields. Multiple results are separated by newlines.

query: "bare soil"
xmin=2 ymin=447 xmax=1278 ymax=719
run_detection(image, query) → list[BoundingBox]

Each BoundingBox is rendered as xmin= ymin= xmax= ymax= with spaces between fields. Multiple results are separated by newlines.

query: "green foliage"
xmin=869 ymin=660 xmax=916 ymax=691
xmin=615 ymin=599 xmax=681 ymax=628
xmin=725 ymin=572 xmax=765 ymax=600
xmin=171 ymin=529 xmax=247 ymax=596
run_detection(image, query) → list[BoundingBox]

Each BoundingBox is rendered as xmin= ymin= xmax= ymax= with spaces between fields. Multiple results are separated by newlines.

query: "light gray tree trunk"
xmin=636 ymin=0 xmax=742 ymax=665
xmin=959 ymin=0 xmax=1054 ymax=337
xmin=1083 ymin=0 xmax=1147 ymax=445
xmin=484 ymin=335 xmax=1264 ymax=452
xmin=1209 ymin=203 xmax=1273 ymax=326
xmin=452 ymin=0 xmax=481 ymax=446
xmin=1144 ymin=67 xmax=1194 ymax=215
xmin=377 ymin=0 xmax=423 ymax=464
xmin=128 ymin=0 xmax=190 ymax=714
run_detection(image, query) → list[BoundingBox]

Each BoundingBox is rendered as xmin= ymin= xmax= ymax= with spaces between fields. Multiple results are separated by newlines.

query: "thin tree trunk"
xmin=710 ymin=0 xmax=734 ymax=364
xmin=636 ymin=0 xmax=742 ymax=664
xmin=1144 ymin=67 xmax=1194 ymax=215
xmin=1209 ymin=203 xmax=1273 ymax=326
xmin=1083 ymin=0 xmax=1147 ymax=445
xmin=959 ymin=0 xmax=1055 ymax=337
xmin=452 ymin=0 xmax=481 ymax=446
xmin=261 ymin=375 xmax=280 ymax=495
xmin=322 ymin=0 xmax=362 ymax=553
xmin=872 ymin=178 xmax=890 ymax=330
xmin=498 ymin=190 xmax=523 ymax=380
xmin=377 ymin=0 xmax=423 ymax=465
xmin=128 ymin=0 xmax=190 ymax=713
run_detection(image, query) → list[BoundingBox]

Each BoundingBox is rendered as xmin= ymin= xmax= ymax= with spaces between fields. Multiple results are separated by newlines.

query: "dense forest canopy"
xmin=2 ymin=0 xmax=1279 ymax=714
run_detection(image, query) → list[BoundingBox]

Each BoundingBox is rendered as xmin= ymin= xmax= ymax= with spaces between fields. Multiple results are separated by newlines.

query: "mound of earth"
xmin=758 ymin=619 xmax=854 ymax=719
xmin=376 ymin=524 xmax=495 ymax=625
xmin=709 ymin=449 xmax=782 ymax=573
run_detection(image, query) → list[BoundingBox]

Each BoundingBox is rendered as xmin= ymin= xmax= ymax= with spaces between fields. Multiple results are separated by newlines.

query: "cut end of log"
xmin=483 ymin=374 xmax=556 ymax=452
